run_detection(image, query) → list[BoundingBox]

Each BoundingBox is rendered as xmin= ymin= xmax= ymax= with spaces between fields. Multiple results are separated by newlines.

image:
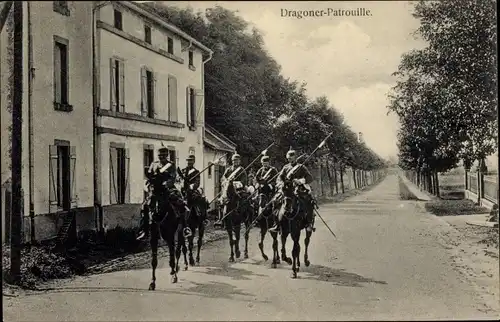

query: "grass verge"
xmin=424 ymin=199 xmax=490 ymax=217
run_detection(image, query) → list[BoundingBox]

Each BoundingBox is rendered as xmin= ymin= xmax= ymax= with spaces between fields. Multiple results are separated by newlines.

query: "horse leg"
xmin=168 ymin=238 xmax=178 ymax=283
xmin=175 ymin=228 xmax=183 ymax=273
xmin=234 ymin=224 xmax=241 ymax=259
xmin=244 ymin=220 xmax=250 ymax=259
xmin=196 ymin=222 xmax=205 ymax=264
xmin=271 ymin=231 xmax=279 ymax=268
xmin=226 ymin=223 xmax=235 ymax=262
xmin=188 ymin=229 xmax=196 ymax=266
xmin=258 ymin=219 xmax=268 ymax=261
xmin=304 ymin=230 xmax=312 ymax=267
xmin=181 ymin=233 xmax=189 ymax=271
xmin=281 ymin=229 xmax=292 ymax=265
xmin=291 ymin=230 xmax=301 ymax=279
xmin=149 ymin=223 xmax=159 ymax=291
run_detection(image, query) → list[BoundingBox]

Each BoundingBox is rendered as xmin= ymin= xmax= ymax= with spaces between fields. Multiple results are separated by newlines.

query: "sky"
xmin=166 ymin=1 xmax=427 ymax=159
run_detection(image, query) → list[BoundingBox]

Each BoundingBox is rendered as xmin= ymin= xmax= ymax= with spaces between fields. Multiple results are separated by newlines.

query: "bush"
xmin=424 ymin=199 xmax=489 ymax=216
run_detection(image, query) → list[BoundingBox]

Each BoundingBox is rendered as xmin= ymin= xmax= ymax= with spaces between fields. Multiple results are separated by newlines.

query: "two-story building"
xmin=1 ymin=1 xmax=95 ymax=243
xmin=93 ymin=1 xmax=213 ymax=230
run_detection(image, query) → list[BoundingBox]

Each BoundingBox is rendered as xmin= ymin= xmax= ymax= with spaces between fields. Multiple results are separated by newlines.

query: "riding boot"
xmin=182 ymin=208 xmax=192 ymax=238
xmin=305 ymin=204 xmax=315 ymax=233
xmin=136 ymin=209 xmax=150 ymax=241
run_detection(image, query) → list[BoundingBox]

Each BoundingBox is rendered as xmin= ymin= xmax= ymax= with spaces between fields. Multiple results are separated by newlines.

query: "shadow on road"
xmin=19 ymin=280 xmax=270 ymax=304
xmin=199 ymin=264 xmax=268 ymax=281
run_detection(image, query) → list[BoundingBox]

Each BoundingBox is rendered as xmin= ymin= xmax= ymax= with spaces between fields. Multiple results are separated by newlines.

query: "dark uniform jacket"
xmin=278 ymin=162 xmax=313 ymax=185
xmin=147 ymin=160 xmax=177 ymax=195
xmin=181 ymin=166 xmax=201 ymax=192
xmin=256 ymin=165 xmax=279 ymax=186
xmin=222 ymin=165 xmax=248 ymax=187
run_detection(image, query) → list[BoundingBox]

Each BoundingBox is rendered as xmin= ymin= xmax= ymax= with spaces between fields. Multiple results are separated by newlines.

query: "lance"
xmin=191 ymin=154 xmax=227 ymax=180
xmin=216 ymin=133 xmax=333 ymax=225
xmin=244 ymin=195 xmax=280 ymax=235
xmin=314 ymin=208 xmax=337 ymax=239
xmin=208 ymin=142 xmax=275 ymax=205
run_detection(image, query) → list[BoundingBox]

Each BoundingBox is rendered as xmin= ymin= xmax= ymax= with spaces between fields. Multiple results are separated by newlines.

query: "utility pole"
xmin=10 ymin=0 xmax=23 ymax=282
xmin=0 ymin=1 xmax=13 ymax=33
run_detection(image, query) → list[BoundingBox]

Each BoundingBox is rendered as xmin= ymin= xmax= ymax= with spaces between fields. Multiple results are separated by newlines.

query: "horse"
xmin=180 ymin=188 xmax=209 ymax=269
xmin=221 ymin=180 xmax=254 ymax=262
xmin=253 ymin=182 xmax=281 ymax=268
xmin=148 ymin=193 xmax=186 ymax=290
xmin=277 ymin=181 xmax=314 ymax=278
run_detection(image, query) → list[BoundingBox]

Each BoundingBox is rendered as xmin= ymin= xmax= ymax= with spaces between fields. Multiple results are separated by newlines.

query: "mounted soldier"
xmin=180 ymin=154 xmax=208 ymax=227
xmin=255 ymin=154 xmax=279 ymax=192
xmin=137 ymin=146 xmax=189 ymax=241
xmin=269 ymin=147 xmax=315 ymax=234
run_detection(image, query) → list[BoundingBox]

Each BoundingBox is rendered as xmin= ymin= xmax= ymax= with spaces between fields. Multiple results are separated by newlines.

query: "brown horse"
xmin=278 ymin=181 xmax=314 ymax=278
xmin=253 ymin=182 xmax=281 ymax=268
xmin=221 ymin=181 xmax=253 ymax=262
xmin=181 ymin=188 xmax=209 ymax=269
xmin=148 ymin=196 xmax=185 ymax=290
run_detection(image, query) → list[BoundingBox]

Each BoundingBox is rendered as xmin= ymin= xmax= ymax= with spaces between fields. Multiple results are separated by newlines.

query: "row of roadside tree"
xmin=137 ymin=2 xmax=388 ymax=181
xmin=387 ymin=0 xmax=497 ymax=197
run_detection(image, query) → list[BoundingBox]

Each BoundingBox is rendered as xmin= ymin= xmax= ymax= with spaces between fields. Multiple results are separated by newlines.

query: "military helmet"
xmin=158 ymin=147 xmax=169 ymax=156
xmin=261 ymin=155 xmax=270 ymax=163
xmin=231 ymin=152 xmax=241 ymax=161
xmin=286 ymin=146 xmax=296 ymax=158
xmin=186 ymin=154 xmax=195 ymax=161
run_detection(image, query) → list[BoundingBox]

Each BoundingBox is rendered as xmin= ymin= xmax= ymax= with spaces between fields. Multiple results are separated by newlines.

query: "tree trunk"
xmin=333 ymin=162 xmax=339 ymax=194
xmin=434 ymin=171 xmax=440 ymax=198
xmin=353 ymin=169 xmax=357 ymax=189
xmin=325 ymin=160 xmax=334 ymax=197
xmin=340 ymin=168 xmax=345 ymax=193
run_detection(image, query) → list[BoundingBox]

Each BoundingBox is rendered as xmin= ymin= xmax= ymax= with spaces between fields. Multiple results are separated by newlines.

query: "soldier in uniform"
xmin=215 ymin=153 xmax=248 ymax=225
xmin=137 ymin=147 xmax=188 ymax=241
xmin=181 ymin=154 xmax=208 ymax=229
xmin=268 ymin=148 xmax=315 ymax=234
xmin=255 ymin=154 xmax=279 ymax=192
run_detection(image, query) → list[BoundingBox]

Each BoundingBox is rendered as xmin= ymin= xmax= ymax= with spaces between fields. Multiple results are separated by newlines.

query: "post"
xmin=0 ymin=1 xmax=13 ymax=33
xmin=10 ymin=0 xmax=23 ymax=282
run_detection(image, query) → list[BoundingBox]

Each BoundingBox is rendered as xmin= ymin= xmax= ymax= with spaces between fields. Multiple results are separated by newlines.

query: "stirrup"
xmin=268 ymin=225 xmax=279 ymax=232
xmin=183 ymin=227 xmax=192 ymax=238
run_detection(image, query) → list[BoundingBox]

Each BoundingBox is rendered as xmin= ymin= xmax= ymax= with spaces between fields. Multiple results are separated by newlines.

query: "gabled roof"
xmin=118 ymin=1 xmax=213 ymax=55
xmin=204 ymin=125 xmax=236 ymax=153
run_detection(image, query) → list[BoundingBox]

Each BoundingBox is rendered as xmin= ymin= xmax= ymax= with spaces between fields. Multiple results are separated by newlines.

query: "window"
xmin=110 ymin=58 xmax=125 ymax=112
xmin=54 ymin=37 xmax=71 ymax=111
xmin=53 ymin=1 xmax=70 ymax=16
xmin=208 ymin=163 xmax=212 ymax=178
xmin=167 ymin=75 xmax=178 ymax=122
xmin=188 ymin=50 xmax=194 ymax=66
xmin=141 ymin=67 xmax=156 ymax=118
xmin=109 ymin=144 xmax=129 ymax=204
xmin=144 ymin=25 xmax=152 ymax=44
xmin=167 ymin=148 xmax=178 ymax=168
xmin=49 ymin=142 xmax=76 ymax=210
xmin=186 ymin=87 xmax=196 ymax=129
xmin=143 ymin=145 xmax=154 ymax=199
xmin=167 ymin=37 xmax=174 ymax=54
xmin=114 ymin=9 xmax=122 ymax=30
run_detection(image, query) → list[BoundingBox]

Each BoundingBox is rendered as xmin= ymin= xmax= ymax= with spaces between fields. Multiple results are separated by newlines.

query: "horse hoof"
xmin=271 ymin=263 xmax=277 ymax=269
xmin=305 ymin=259 xmax=310 ymax=267
xmin=235 ymin=250 xmax=241 ymax=259
xmin=296 ymin=267 xmax=300 ymax=272
xmin=244 ymin=253 xmax=249 ymax=259
xmin=171 ymin=276 xmax=178 ymax=283
xmin=189 ymin=258 xmax=195 ymax=266
xmin=229 ymin=256 xmax=235 ymax=263
xmin=285 ymin=258 xmax=292 ymax=265
xmin=196 ymin=257 xmax=200 ymax=264
xmin=262 ymin=254 xmax=269 ymax=261
xmin=276 ymin=259 xmax=281 ymax=264
xmin=291 ymin=271 xmax=297 ymax=279
xmin=149 ymin=283 xmax=156 ymax=291
xmin=184 ymin=266 xmax=188 ymax=271
xmin=176 ymin=265 xmax=180 ymax=273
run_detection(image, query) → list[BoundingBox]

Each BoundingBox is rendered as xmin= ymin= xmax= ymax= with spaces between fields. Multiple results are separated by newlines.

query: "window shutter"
xmin=186 ymin=87 xmax=190 ymax=126
xmin=54 ymin=45 xmax=62 ymax=104
xmin=110 ymin=58 xmax=116 ymax=111
xmin=124 ymin=148 xmax=130 ymax=203
xmin=191 ymin=89 xmax=197 ymax=128
xmin=49 ymin=145 xmax=59 ymax=207
xmin=119 ymin=60 xmax=125 ymax=112
xmin=153 ymin=72 xmax=158 ymax=118
xmin=168 ymin=76 xmax=178 ymax=122
xmin=109 ymin=147 xmax=118 ymax=204
xmin=69 ymin=146 xmax=77 ymax=208
xmin=140 ymin=67 xmax=147 ymax=116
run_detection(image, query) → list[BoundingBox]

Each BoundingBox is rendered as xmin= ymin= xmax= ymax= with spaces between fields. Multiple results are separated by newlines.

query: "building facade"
xmin=94 ymin=1 xmax=213 ymax=230
xmin=203 ymin=125 xmax=237 ymax=209
xmin=1 ymin=1 xmax=95 ymax=242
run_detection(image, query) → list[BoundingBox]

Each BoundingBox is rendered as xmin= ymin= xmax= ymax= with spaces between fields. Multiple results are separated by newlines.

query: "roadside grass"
xmin=2 ymin=227 xmax=149 ymax=290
